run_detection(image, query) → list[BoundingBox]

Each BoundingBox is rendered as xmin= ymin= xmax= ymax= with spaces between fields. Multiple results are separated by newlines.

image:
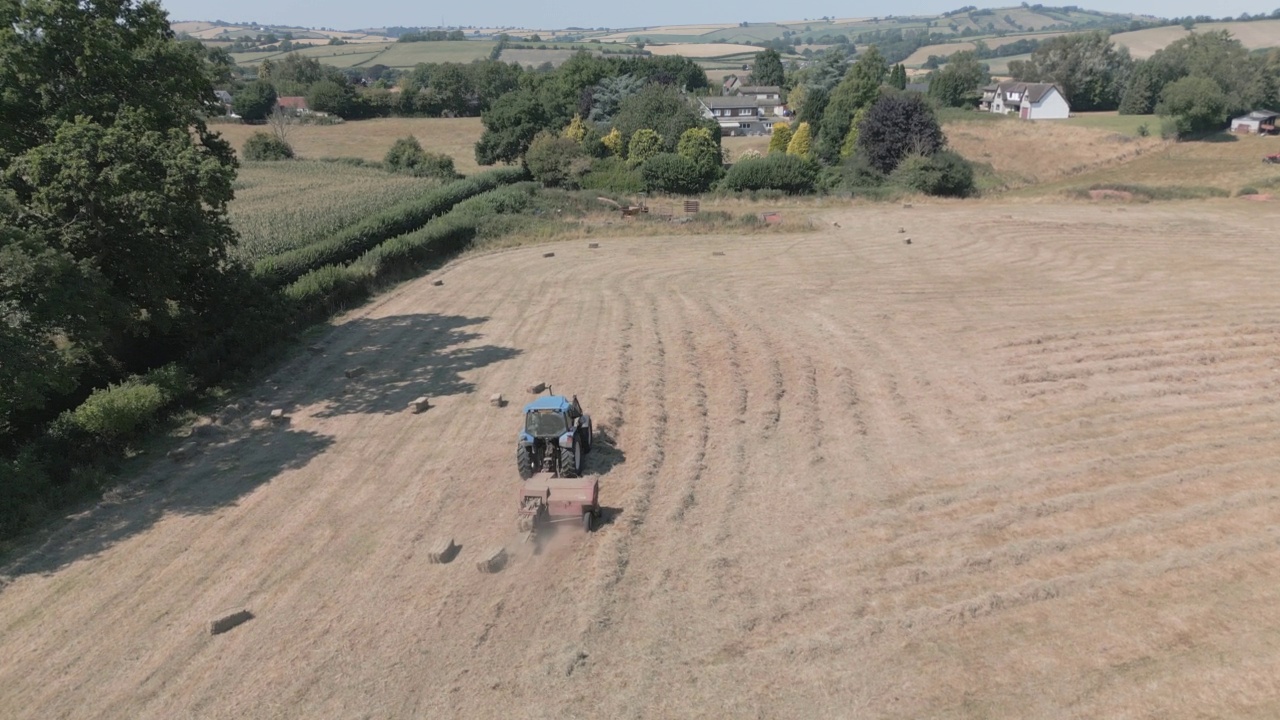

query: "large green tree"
xmin=1120 ymin=31 xmax=1275 ymax=117
xmin=749 ymin=49 xmax=786 ymax=87
xmin=0 ymin=0 xmax=240 ymax=436
xmin=611 ymin=83 xmax=708 ymax=153
xmin=928 ymin=51 xmax=989 ymax=107
xmin=816 ymin=46 xmax=887 ymax=164
xmin=1008 ymin=31 xmax=1133 ymax=111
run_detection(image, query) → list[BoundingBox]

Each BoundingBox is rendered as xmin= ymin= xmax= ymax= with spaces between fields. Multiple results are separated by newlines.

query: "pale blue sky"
xmin=159 ymin=1 xmax=1280 ymax=31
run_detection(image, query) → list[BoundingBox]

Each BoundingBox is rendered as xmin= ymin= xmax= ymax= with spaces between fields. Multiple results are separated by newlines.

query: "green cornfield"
xmin=230 ymin=161 xmax=439 ymax=263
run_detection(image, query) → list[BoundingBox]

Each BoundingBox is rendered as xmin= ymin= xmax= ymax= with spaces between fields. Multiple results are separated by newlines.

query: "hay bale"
xmin=306 ymin=344 xmax=325 ymax=354
xmin=270 ymin=408 xmax=286 ymax=421
xmin=711 ymin=251 xmax=726 ymax=256
xmin=903 ymin=203 xmax=913 ymax=208
xmin=543 ymin=252 xmax=555 ymax=258
xmin=408 ymin=397 xmax=430 ymax=413
xmin=832 ymin=221 xmax=840 ymax=227
xmin=527 ymin=382 xmax=547 ymax=394
xmin=432 ymin=279 xmax=444 ymax=286
xmin=428 ymin=538 xmax=459 ymax=564
xmin=209 ymin=609 xmax=254 ymax=636
xmin=477 ymin=546 xmax=508 ymax=573
xmin=898 ymin=227 xmax=906 ymax=233
xmin=490 ymin=393 xmax=505 ymax=408
xmin=905 ymin=238 xmax=912 ymax=245
xmin=344 ymin=366 xmax=366 ymax=379
xmin=167 ymin=442 xmax=199 ymax=462
xmin=588 ymin=242 xmax=599 ymax=249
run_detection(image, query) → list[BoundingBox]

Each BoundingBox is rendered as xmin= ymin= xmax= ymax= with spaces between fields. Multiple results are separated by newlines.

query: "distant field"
xmin=646 ymin=43 xmax=765 ymax=58
xmin=213 ymin=117 xmax=487 ymax=175
xmin=231 ymin=41 xmax=599 ymax=70
xmin=985 ymin=53 xmax=1032 ymax=76
xmin=1113 ymin=19 xmax=1280 ymax=58
xmin=901 ymin=31 xmax=1069 ymax=67
xmin=596 ymin=24 xmax=736 ymax=41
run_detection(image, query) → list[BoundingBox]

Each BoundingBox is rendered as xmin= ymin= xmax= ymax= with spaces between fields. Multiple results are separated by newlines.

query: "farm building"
xmin=981 ymin=82 xmax=1070 ymax=120
xmin=697 ymin=96 xmax=770 ymax=135
xmin=1230 ymin=110 xmax=1280 ymax=134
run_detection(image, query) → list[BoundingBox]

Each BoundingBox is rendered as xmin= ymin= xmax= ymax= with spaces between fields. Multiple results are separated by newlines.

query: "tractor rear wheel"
xmin=559 ymin=446 xmax=579 ymax=478
xmin=517 ymin=445 xmax=534 ymax=480
xmin=582 ymin=425 xmax=593 ymax=454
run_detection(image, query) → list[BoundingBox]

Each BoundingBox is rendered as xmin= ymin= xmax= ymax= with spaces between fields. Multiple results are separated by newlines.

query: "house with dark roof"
xmin=697 ymin=95 xmax=774 ymax=135
xmin=980 ymin=82 xmax=1070 ymax=120
xmin=735 ymin=85 xmax=782 ymax=102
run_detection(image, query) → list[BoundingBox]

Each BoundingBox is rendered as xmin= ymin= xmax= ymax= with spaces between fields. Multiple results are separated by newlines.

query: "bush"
xmin=580 ymin=156 xmax=645 ymax=193
xmin=1238 ymin=186 xmax=1260 ymax=196
xmin=768 ymin=124 xmax=792 ymax=154
xmin=1136 ymin=123 xmax=1150 ymax=137
xmin=233 ymin=81 xmax=277 ymax=122
xmin=627 ymin=128 xmax=663 ymax=166
xmin=63 ymin=364 xmax=190 ymax=442
xmin=857 ymin=93 xmax=945 ymax=174
xmin=253 ymin=167 xmax=526 ymax=286
xmin=383 ymin=136 xmax=458 ymax=179
xmin=525 ymin=131 xmax=589 ymax=188
xmin=891 ymin=150 xmax=976 ymax=197
xmin=721 ymin=154 xmax=818 ymax=194
xmin=786 ymin=121 xmax=813 ymax=157
xmin=242 ymin=131 xmax=294 ymax=161
xmin=641 ymin=153 xmax=706 ymax=194
xmin=841 ymin=153 xmax=887 ymax=188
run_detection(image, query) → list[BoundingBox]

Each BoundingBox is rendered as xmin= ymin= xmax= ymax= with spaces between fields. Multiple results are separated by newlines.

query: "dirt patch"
xmin=1241 ymin=193 xmax=1273 ymax=201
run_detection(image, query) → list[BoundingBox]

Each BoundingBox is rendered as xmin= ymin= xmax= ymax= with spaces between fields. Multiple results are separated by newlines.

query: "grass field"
xmin=229 ymin=162 xmax=440 ymax=263
xmin=213 ymin=118 xmax=487 ymax=174
xmin=1063 ymin=111 xmax=1157 ymax=137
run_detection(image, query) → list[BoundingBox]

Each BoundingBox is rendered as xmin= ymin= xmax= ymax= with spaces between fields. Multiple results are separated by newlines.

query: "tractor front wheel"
xmin=517 ymin=445 xmax=534 ymax=480
xmin=582 ymin=512 xmax=594 ymax=532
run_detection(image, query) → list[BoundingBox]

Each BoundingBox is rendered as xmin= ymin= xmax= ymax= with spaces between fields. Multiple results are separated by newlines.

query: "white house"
xmin=1231 ymin=110 xmax=1280 ymax=134
xmin=981 ymin=82 xmax=1070 ymax=120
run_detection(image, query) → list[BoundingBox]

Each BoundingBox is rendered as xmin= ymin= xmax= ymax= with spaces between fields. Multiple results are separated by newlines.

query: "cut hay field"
xmin=212 ymin=117 xmax=486 ymax=175
xmin=5 ymin=197 xmax=1280 ymax=717
xmin=1113 ymin=19 xmax=1280 ymax=58
xmin=645 ymin=42 xmax=766 ymax=58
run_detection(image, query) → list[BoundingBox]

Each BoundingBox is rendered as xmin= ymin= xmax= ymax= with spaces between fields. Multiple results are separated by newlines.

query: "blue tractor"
xmin=518 ymin=394 xmax=592 ymax=479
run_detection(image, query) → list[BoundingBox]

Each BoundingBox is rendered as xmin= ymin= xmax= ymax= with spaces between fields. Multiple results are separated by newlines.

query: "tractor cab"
xmin=517 ymin=395 xmax=592 ymax=479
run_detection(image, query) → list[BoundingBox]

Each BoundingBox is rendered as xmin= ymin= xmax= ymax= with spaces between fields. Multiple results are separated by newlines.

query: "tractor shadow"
xmin=586 ymin=426 xmax=626 ymax=476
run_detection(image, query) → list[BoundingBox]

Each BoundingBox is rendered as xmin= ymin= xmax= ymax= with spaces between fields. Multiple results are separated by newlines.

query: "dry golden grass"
xmin=6 ymin=200 xmax=1280 ymax=718
xmin=721 ymin=134 xmax=772 ymax=160
xmin=212 ymin=117 xmax=487 ymax=175
xmin=646 ymin=43 xmax=763 ymax=57
xmin=944 ymin=116 xmax=1167 ymax=187
xmin=1114 ymin=19 xmax=1280 ymax=58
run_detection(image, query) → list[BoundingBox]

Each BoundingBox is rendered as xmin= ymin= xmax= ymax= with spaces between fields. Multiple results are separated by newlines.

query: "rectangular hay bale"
xmin=344 ymin=366 xmax=366 ymax=379
xmin=209 ymin=609 xmax=254 ymax=636
xmin=408 ymin=397 xmax=430 ymax=413
xmin=527 ymin=382 xmax=547 ymax=394
xmin=490 ymin=393 xmax=505 ymax=407
xmin=477 ymin=546 xmax=507 ymax=573
xmin=428 ymin=538 xmax=459 ymax=564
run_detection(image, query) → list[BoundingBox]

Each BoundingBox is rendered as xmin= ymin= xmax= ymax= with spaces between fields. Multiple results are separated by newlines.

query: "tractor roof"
xmin=523 ymin=395 xmax=570 ymax=413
